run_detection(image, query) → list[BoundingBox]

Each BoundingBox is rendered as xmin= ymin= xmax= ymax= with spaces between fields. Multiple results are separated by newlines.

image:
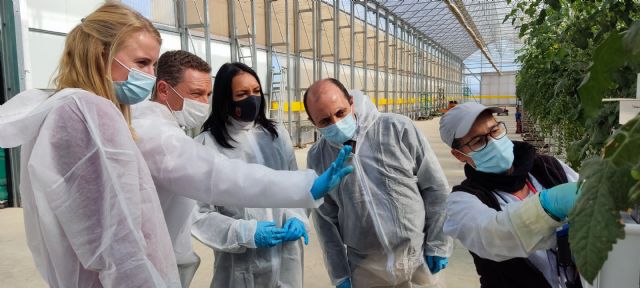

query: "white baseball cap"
xmin=439 ymin=103 xmax=502 ymax=148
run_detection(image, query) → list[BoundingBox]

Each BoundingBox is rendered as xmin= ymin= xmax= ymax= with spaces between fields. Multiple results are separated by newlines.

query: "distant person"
xmin=448 ymin=100 xmax=456 ymax=110
xmin=515 ymin=106 xmax=523 ymax=134
xmin=305 ymin=78 xmax=452 ymax=288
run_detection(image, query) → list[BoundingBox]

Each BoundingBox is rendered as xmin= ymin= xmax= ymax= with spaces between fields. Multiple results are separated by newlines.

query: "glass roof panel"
xmin=377 ymin=0 xmax=523 ymax=72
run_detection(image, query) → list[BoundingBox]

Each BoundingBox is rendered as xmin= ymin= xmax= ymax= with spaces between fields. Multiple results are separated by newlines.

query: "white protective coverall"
xmin=191 ymin=118 xmax=309 ymax=287
xmin=131 ymin=100 xmax=319 ymax=287
xmin=444 ymin=161 xmax=579 ymax=287
xmin=307 ymin=91 xmax=452 ymax=288
xmin=0 ymin=89 xmax=180 ymax=287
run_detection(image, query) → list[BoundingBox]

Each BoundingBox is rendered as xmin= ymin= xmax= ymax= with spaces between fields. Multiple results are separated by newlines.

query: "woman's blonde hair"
xmin=54 ymin=2 xmax=161 ymax=129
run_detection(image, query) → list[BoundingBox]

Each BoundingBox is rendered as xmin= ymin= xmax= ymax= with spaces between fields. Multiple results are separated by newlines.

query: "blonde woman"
xmin=0 ymin=3 xmax=180 ymax=287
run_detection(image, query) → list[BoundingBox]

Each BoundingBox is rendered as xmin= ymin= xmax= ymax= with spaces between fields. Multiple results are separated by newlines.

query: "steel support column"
xmin=228 ymin=0 xmax=237 ymax=61
xmin=384 ymin=12 xmax=390 ymax=113
xmin=350 ymin=0 xmax=355 ymax=88
xmin=374 ymin=3 xmax=380 ymax=110
xmin=392 ymin=19 xmax=398 ymax=113
xmin=333 ymin=0 xmax=340 ymax=80
xmin=250 ymin=0 xmax=257 ymax=70
xmin=363 ymin=0 xmax=368 ymax=96
xmin=285 ymin=0 xmax=291 ymax=113
xmin=315 ymin=0 xmax=321 ymax=79
xmin=293 ymin=0 xmax=301 ymax=146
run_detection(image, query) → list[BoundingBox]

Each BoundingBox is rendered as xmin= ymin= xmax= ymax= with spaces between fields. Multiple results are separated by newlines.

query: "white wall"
xmin=25 ymin=0 xmax=104 ymax=88
xmin=24 ymin=0 xmax=180 ymax=89
xmin=27 ymin=0 xmax=104 ymax=33
xmin=479 ymin=71 xmax=517 ymax=105
xmin=27 ymin=31 xmax=65 ymax=89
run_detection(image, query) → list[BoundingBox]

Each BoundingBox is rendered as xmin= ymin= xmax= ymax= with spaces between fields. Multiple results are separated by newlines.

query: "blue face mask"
xmin=112 ymin=58 xmax=156 ymax=105
xmin=468 ymin=136 xmax=514 ymax=174
xmin=318 ymin=113 xmax=357 ymax=145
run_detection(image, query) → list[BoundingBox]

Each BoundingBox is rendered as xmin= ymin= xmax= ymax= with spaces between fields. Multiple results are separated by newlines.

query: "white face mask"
xmin=167 ymin=86 xmax=210 ymax=129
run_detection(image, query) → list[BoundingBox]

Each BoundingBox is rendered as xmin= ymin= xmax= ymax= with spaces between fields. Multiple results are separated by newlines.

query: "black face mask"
xmin=229 ymin=95 xmax=261 ymax=122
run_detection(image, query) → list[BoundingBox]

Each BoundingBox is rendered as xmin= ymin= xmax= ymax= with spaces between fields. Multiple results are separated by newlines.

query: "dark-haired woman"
xmin=192 ymin=63 xmax=309 ymax=287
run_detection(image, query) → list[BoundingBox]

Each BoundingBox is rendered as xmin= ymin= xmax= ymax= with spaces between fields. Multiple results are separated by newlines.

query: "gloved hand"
xmin=254 ymin=221 xmax=286 ymax=248
xmin=336 ymin=278 xmax=351 ymax=288
xmin=310 ymin=145 xmax=354 ymax=199
xmin=426 ymin=255 xmax=448 ymax=274
xmin=283 ymin=217 xmax=309 ymax=245
xmin=539 ymin=182 xmax=579 ymax=220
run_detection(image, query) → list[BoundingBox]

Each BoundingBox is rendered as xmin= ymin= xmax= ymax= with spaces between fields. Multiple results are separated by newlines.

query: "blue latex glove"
xmin=310 ymin=145 xmax=354 ymax=200
xmin=336 ymin=278 xmax=351 ymax=288
xmin=254 ymin=221 xmax=286 ymax=248
xmin=283 ymin=217 xmax=309 ymax=245
xmin=426 ymin=255 xmax=448 ymax=274
xmin=539 ymin=182 xmax=579 ymax=220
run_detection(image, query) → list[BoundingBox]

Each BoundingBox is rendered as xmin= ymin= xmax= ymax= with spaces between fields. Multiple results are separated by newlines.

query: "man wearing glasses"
xmin=439 ymin=103 xmax=582 ymax=288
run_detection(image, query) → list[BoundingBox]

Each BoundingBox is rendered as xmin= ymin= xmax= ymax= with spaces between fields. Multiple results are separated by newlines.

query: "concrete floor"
xmin=0 ymin=114 xmax=520 ymax=287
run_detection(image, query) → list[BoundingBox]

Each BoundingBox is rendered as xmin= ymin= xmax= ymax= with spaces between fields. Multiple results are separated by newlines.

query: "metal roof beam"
xmin=444 ymin=0 xmax=500 ymax=74
xmin=369 ymin=0 xmax=460 ymax=61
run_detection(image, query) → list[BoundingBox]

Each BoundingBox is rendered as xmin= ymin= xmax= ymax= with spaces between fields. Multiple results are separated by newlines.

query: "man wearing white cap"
xmin=439 ymin=103 xmax=582 ymax=288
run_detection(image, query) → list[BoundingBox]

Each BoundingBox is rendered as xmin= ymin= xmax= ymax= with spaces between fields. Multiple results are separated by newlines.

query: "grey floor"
xmin=0 ymin=114 xmax=521 ymax=287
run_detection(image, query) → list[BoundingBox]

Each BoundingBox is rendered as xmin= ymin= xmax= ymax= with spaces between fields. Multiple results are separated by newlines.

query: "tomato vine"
xmin=507 ymin=0 xmax=640 ymax=283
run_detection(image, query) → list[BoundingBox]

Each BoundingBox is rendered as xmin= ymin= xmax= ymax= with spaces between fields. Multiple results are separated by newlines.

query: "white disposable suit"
xmin=307 ymin=91 xmax=452 ymax=288
xmin=130 ymin=100 xmax=320 ymax=286
xmin=0 ymin=89 xmax=181 ymax=287
xmin=191 ymin=119 xmax=308 ymax=287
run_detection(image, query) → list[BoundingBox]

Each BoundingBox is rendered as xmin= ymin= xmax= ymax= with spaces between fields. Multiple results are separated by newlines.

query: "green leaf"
xmin=535 ymin=9 xmax=547 ymax=26
xmin=567 ymin=136 xmax=590 ymax=168
xmin=578 ymin=32 xmax=626 ymax=120
xmin=519 ymin=23 xmax=530 ymax=38
xmin=630 ymin=149 xmax=640 ymax=203
xmin=630 ymin=180 xmax=640 ymax=204
xmin=570 ymin=157 xmax=627 ymax=283
xmin=525 ymin=5 xmax=537 ymax=17
xmin=632 ymin=163 xmax=640 ymax=181
xmin=571 ymin=113 xmax=640 ymax=282
xmin=546 ymin=0 xmax=561 ymax=11
xmin=623 ymin=21 xmax=640 ymax=55
xmin=572 ymin=30 xmax=590 ymax=49
xmin=503 ymin=8 xmax=518 ymax=24
xmin=603 ymin=115 xmax=640 ymax=167
xmin=587 ymin=104 xmax=618 ymax=148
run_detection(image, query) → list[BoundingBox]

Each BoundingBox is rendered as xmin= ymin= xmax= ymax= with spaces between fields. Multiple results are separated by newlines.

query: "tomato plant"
xmin=507 ymin=0 xmax=640 ymax=283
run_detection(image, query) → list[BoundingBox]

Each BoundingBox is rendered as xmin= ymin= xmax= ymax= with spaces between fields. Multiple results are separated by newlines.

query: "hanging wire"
xmin=184 ymin=0 xmax=206 ymax=54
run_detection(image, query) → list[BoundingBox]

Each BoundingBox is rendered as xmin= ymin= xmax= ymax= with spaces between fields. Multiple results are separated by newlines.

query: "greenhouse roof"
xmin=377 ymin=0 xmax=523 ymax=72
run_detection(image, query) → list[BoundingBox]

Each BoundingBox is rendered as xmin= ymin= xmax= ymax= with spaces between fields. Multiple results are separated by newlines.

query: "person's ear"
xmin=348 ymin=97 xmax=355 ymax=114
xmin=155 ymin=80 xmax=170 ymax=103
xmin=451 ymin=149 xmax=467 ymax=163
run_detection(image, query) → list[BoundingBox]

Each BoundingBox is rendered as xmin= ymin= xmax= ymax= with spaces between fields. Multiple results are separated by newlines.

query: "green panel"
xmin=0 ymin=149 xmax=7 ymax=201
xmin=1 ymin=0 xmax=24 ymax=206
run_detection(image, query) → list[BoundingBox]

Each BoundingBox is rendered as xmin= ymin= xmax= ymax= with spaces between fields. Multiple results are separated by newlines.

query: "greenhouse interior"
xmin=0 ymin=0 xmax=639 ymax=287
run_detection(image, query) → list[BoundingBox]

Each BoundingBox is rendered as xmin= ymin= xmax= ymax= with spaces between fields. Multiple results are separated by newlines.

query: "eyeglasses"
xmin=459 ymin=122 xmax=507 ymax=152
